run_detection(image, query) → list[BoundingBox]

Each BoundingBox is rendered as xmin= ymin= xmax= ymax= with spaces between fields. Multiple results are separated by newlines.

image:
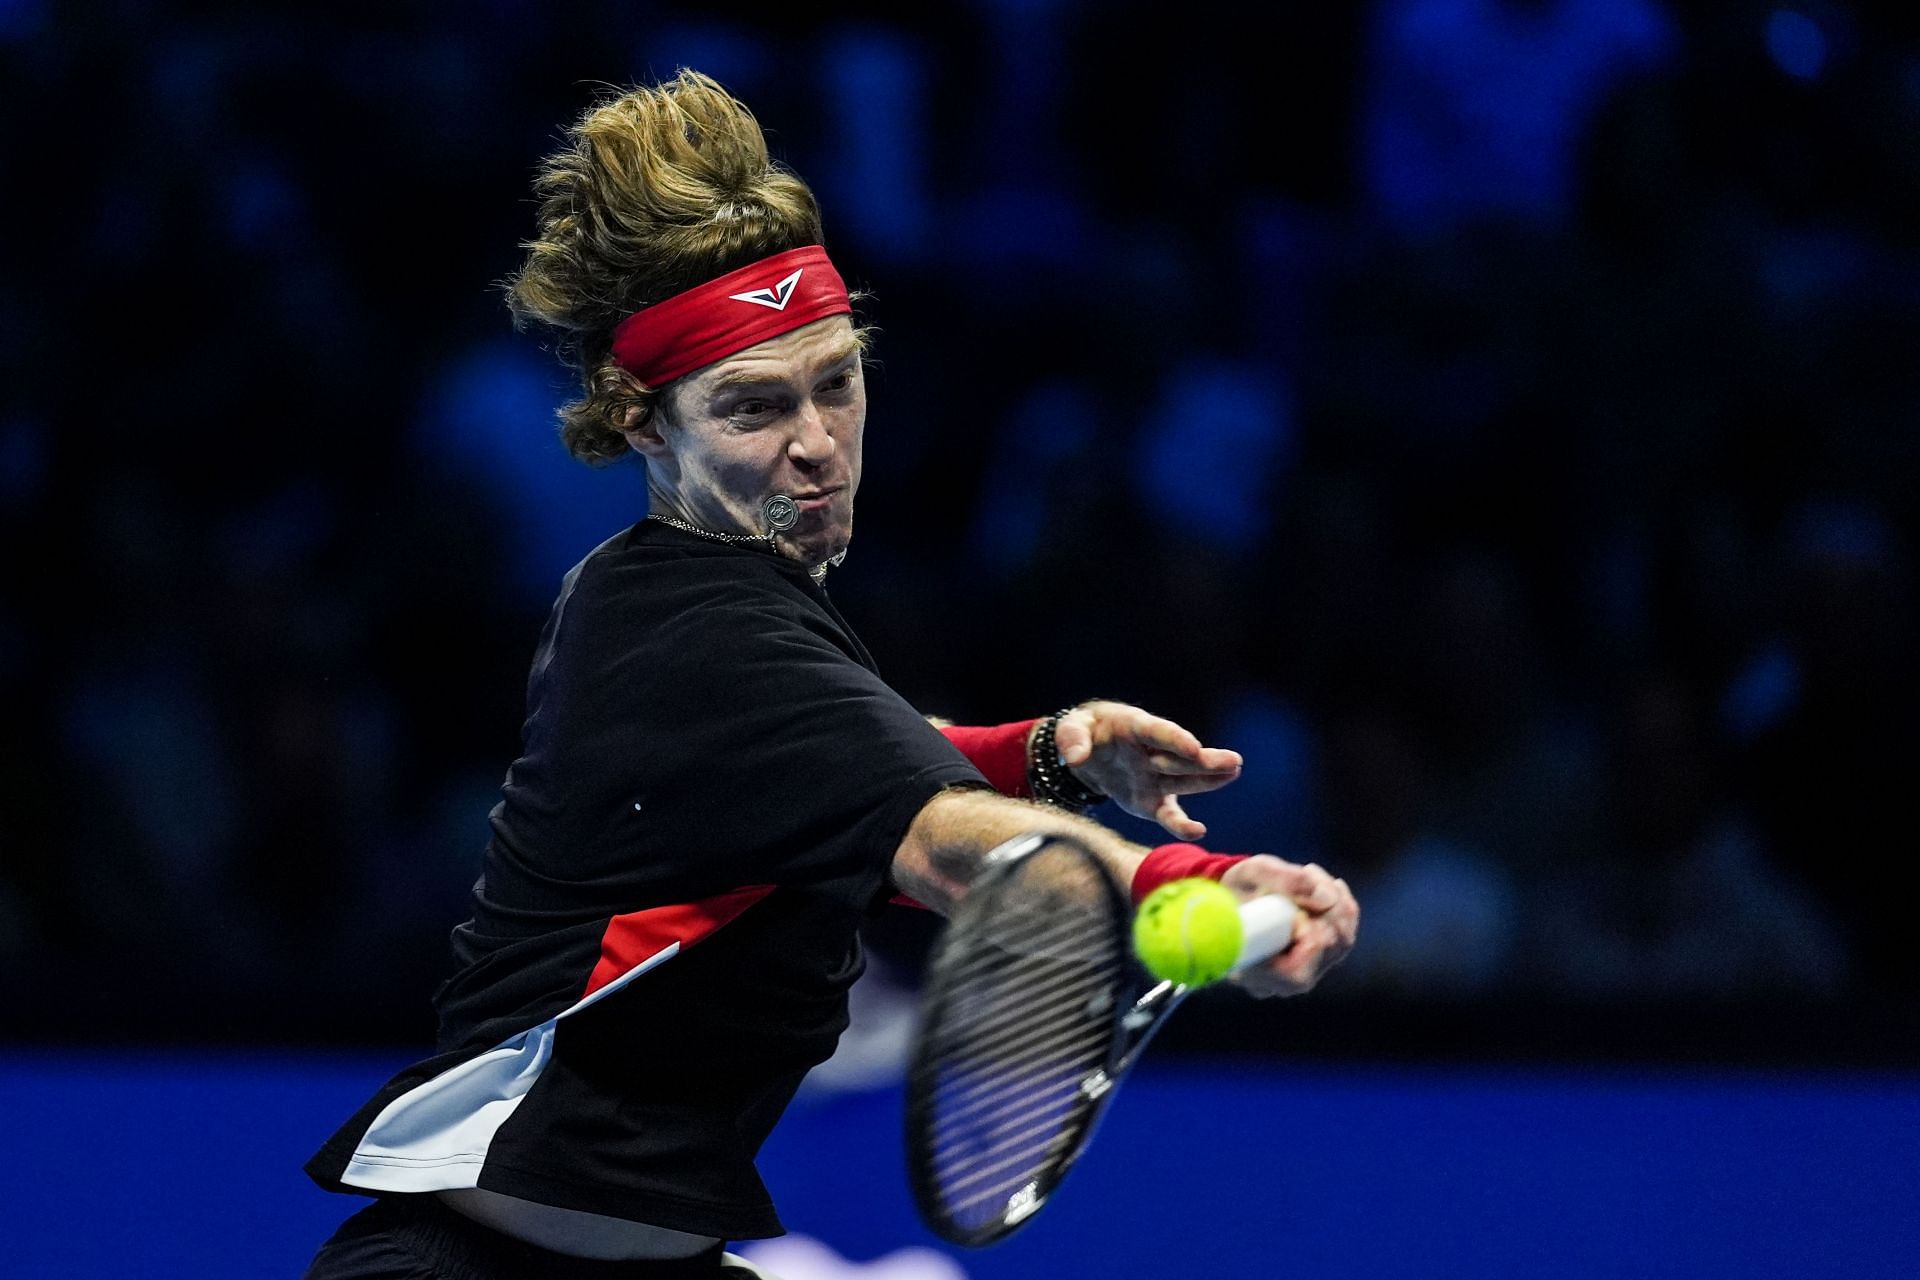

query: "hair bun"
xmin=504 ymin=70 xmax=829 ymax=465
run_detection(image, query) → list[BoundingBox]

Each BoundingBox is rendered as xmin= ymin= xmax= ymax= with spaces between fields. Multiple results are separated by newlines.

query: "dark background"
xmin=2 ymin=0 xmax=1916 ymax=1067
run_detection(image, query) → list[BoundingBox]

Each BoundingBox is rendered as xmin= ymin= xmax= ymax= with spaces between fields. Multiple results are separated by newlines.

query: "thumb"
xmin=1054 ymin=713 xmax=1093 ymax=766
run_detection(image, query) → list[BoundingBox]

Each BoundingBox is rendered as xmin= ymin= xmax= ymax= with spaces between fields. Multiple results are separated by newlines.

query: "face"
xmin=630 ymin=316 xmax=865 ymax=569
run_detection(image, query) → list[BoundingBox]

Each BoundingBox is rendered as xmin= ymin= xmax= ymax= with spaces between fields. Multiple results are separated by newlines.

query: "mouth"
xmin=789 ymin=486 xmax=844 ymax=513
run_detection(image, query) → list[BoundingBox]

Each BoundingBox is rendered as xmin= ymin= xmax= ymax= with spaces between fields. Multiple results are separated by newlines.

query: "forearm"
xmin=891 ymin=786 xmax=1147 ymax=916
xmin=892 ymin=786 xmax=1360 ymax=998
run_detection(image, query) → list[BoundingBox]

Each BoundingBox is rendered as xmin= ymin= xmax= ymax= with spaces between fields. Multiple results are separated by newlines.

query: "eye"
xmin=726 ymin=398 xmax=778 ymax=426
xmin=819 ymin=370 xmax=856 ymax=396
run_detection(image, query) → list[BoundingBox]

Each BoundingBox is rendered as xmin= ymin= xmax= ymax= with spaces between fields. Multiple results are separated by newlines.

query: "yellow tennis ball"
xmin=1132 ymin=878 xmax=1244 ymax=987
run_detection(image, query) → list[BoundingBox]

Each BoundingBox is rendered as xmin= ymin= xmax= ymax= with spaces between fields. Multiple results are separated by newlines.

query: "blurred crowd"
xmin=2 ymin=0 xmax=1916 ymax=1054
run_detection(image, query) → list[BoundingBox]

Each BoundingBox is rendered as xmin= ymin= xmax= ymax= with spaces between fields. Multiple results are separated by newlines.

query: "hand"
xmin=1221 ymin=856 xmax=1359 ymax=998
xmin=1050 ymin=701 xmax=1243 ymax=840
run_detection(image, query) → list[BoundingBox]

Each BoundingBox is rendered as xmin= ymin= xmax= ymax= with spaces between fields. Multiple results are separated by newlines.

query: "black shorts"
xmin=302 ymin=1196 xmax=761 ymax=1280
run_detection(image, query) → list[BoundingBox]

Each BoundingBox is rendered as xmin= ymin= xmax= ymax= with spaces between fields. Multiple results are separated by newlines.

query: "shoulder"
xmin=562 ymin=524 xmax=798 ymax=620
xmin=550 ymin=525 xmax=845 ymax=677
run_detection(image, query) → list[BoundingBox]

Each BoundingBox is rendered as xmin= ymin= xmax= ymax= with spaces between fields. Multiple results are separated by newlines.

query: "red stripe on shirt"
xmin=584 ymin=884 xmax=777 ymax=997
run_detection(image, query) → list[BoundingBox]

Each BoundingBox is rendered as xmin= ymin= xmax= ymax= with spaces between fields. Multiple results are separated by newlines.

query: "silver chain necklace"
xmin=647 ymin=498 xmax=840 ymax=584
xmin=647 ymin=512 xmax=776 ymax=548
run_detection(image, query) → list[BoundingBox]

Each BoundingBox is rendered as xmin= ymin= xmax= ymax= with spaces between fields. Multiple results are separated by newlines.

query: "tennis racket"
xmin=905 ymin=832 xmax=1296 ymax=1247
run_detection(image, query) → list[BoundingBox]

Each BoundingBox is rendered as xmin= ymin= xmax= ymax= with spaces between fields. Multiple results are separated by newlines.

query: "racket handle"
xmin=1232 ymin=895 xmax=1298 ymax=972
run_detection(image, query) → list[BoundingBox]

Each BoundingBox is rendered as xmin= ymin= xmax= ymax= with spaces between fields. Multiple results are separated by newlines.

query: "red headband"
xmin=609 ymin=245 xmax=852 ymax=387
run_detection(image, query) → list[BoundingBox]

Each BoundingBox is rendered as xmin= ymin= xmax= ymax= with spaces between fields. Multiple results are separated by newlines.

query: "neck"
xmin=646 ymin=481 xmax=751 ymax=540
xmin=644 ymin=483 xmax=844 ymax=582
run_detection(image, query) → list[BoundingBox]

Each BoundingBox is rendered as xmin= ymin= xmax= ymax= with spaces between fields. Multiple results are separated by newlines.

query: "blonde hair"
xmin=505 ymin=71 xmax=830 ymax=465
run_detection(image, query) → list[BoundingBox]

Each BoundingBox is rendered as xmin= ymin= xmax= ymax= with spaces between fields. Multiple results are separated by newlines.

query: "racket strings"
xmin=933 ymin=963 xmax=1118 ymax=1058
xmin=934 ymin=901 xmax=1114 ymax=969
xmin=915 ymin=885 xmax=1129 ymax=1235
xmin=928 ymin=1026 xmax=1112 ymax=1143
xmin=928 ymin=1021 xmax=1109 ymax=1121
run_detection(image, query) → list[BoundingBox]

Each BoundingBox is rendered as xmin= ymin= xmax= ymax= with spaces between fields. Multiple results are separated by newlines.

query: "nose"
xmin=788 ymin=401 xmax=836 ymax=469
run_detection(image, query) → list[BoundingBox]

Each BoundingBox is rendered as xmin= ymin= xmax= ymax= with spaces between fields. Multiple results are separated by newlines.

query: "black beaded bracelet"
xmin=1028 ymin=707 xmax=1106 ymax=813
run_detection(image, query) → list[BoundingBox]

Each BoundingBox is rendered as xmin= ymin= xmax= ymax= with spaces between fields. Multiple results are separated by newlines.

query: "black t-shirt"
xmin=306 ymin=521 xmax=986 ymax=1238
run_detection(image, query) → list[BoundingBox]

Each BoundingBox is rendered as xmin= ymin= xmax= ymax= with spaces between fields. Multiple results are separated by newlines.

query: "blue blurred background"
xmin=2 ymin=0 xmax=1917 ymax=1274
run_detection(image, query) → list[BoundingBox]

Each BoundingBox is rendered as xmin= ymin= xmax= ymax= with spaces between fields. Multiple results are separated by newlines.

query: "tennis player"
xmin=301 ymin=71 xmax=1358 ymax=1279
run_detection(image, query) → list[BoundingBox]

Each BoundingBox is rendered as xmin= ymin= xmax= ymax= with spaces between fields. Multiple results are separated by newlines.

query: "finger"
xmin=1287 ymin=918 xmax=1354 ymax=978
xmin=1194 ymin=746 xmax=1244 ymax=771
xmin=1307 ymin=868 xmax=1363 ymax=922
xmin=1153 ymin=793 xmax=1205 ymax=840
xmin=1141 ymin=751 xmax=1241 ymax=777
xmin=1228 ymin=858 xmax=1320 ymax=900
xmin=1222 ymin=857 xmax=1346 ymax=913
xmin=1129 ymin=714 xmax=1207 ymax=761
xmin=1235 ymin=951 xmax=1314 ymax=998
xmin=1266 ymin=923 xmax=1346 ymax=989
xmin=1159 ymin=772 xmax=1244 ymax=797
xmin=1274 ymin=862 xmax=1345 ymax=912
xmin=1325 ymin=880 xmax=1360 ymax=943
xmin=1268 ymin=947 xmax=1323 ymax=991
xmin=1053 ymin=712 xmax=1094 ymax=766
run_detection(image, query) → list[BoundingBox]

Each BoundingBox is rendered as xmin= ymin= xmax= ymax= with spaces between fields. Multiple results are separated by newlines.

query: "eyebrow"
xmin=704 ymin=344 xmax=862 ymax=396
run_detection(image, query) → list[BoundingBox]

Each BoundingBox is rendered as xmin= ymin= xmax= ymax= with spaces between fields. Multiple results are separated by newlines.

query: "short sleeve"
xmin=496 ymin=555 xmax=987 ymax=914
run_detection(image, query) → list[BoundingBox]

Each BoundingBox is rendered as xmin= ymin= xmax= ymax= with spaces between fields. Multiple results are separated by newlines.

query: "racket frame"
xmin=905 ymin=833 xmax=1192 ymax=1248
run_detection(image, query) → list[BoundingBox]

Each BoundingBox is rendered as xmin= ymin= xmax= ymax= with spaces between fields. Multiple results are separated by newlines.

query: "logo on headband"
xmin=728 ymin=268 xmax=804 ymax=312
xmin=610 ymin=247 xmax=849 ymax=385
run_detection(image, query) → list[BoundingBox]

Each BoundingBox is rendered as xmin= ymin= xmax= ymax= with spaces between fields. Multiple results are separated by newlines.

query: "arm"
xmin=891 ymin=786 xmax=1145 ymax=915
xmin=934 ymin=701 xmax=1244 ymax=839
xmin=892 ymin=787 xmax=1359 ymax=998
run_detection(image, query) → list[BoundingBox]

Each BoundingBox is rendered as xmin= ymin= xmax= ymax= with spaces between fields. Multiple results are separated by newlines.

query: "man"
xmin=302 ymin=71 xmax=1357 ymax=1279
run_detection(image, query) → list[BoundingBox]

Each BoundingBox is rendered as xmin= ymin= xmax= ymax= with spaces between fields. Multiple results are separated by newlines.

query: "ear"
xmin=618 ymin=402 xmax=672 ymax=461
xmin=603 ymin=368 xmax=675 ymax=460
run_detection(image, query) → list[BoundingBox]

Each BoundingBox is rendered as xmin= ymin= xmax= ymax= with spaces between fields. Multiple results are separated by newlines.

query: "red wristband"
xmin=939 ymin=720 xmax=1038 ymax=797
xmin=1131 ymin=843 xmax=1248 ymax=905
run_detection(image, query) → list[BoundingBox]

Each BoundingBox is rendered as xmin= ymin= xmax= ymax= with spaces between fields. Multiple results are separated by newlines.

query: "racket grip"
xmin=1232 ymin=895 xmax=1298 ymax=972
